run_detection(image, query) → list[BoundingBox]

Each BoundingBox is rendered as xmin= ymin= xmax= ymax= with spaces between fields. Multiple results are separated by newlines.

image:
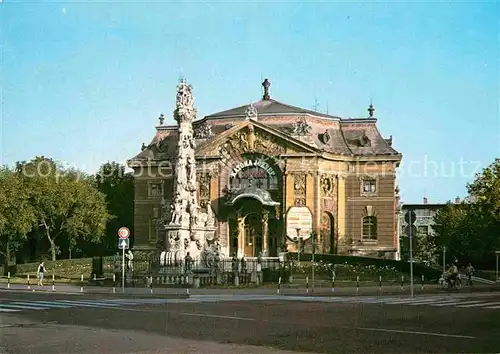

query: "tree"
xmin=18 ymin=157 xmax=111 ymax=260
xmin=94 ymin=162 xmax=134 ymax=255
xmin=431 ymin=159 xmax=500 ymax=269
xmin=0 ymin=166 xmax=36 ymax=272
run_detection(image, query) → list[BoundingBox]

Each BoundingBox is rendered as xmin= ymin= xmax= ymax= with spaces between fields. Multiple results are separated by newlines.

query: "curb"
xmin=0 ymin=287 xmax=190 ymax=299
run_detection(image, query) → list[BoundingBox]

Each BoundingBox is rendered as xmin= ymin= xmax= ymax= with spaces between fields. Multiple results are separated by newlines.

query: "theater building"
xmin=128 ymin=79 xmax=402 ymax=259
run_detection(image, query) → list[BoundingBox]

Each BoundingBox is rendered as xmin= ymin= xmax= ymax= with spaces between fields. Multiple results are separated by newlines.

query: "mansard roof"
xmin=205 ymin=98 xmax=341 ymax=120
xmin=128 ymin=83 xmax=402 ymax=165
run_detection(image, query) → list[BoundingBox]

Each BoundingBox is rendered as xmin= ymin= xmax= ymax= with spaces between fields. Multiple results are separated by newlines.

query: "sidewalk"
xmin=1 ymin=282 xmax=498 ymax=297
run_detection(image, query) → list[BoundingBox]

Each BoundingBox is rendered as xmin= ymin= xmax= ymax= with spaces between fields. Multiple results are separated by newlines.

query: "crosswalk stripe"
xmin=60 ymin=300 xmax=122 ymax=307
xmin=485 ymin=305 xmax=500 ymax=309
xmin=457 ymin=301 xmax=500 ymax=308
xmin=384 ymin=297 xmax=445 ymax=305
xmin=11 ymin=301 xmax=71 ymax=309
xmin=33 ymin=301 xmax=73 ymax=308
xmin=402 ymin=299 xmax=450 ymax=306
xmin=0 ymin=308 xmax=20 ymax=312
xmin=0 ymin=304 xmax=47 ymax=310
xmin=431 ymin=300 xmax=486 ymax=307
xmin=57 ymin=300 xmax=120 ymax=308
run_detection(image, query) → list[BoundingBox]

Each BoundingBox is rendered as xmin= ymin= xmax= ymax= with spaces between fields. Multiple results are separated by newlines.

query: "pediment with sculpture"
xmin=195 ymin=120 xmax=318 ymax=159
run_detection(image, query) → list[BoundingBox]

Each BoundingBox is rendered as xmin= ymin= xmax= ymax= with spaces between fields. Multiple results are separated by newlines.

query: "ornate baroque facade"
xmin=128 ymin=79 xmax=403 ymax=259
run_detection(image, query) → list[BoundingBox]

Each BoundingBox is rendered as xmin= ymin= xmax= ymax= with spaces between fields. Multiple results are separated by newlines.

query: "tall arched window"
xmin=362 ymin=216 xmax=377 ymax=240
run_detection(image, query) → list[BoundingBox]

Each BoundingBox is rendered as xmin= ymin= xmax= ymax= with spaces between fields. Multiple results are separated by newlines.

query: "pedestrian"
xmin=466 ymin=263 xmax=475 ymax=286
xmin=184 ymin=252 xmax=193 ymax=273
xmin=37 ymin=261 xmax=47 ymax=286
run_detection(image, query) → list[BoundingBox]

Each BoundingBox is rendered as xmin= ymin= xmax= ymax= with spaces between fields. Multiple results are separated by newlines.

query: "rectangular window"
xmin=149 ymin=218 xmax=158 ymax=242
xmin=362 ymin=179 xmax=377 ymax=193
xmin=148 ymin=182 xmax=163 ymax=198
xmin=417 ymin=226 xmax=429 ymax=235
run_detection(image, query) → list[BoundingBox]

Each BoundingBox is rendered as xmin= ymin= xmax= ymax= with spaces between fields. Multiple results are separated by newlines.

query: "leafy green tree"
xmin=18 ymin=157 xmax=111 ymax=260
xmin=94 ymin=162 xmax=134 ymax=255
xmin=431 ymin=159 xmax=500 ymax=268
xmin=0 ymin=167 xmax=37 ymax=272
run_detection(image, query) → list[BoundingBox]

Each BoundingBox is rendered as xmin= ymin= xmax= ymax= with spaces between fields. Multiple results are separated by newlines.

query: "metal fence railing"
xmin=92 ymin=255 xmax=288 ymax=287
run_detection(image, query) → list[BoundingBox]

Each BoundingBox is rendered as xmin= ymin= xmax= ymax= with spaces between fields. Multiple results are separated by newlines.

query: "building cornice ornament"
xmin=292 ymin=117 xmax=312 ymax=136
xmin=194 ymin=122 xmax=214 ymax=139
xmin=245 ymin=103 xmax=258 ymax=121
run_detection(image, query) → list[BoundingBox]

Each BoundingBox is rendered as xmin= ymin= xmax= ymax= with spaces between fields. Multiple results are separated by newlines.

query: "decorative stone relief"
xmin=194 ymin=122 xmax=214 ymax=139
xmin=320 ymin=174 xmax=335 ymax=198
xmin=319 ymin=130 xmax=331 ymax=144
xmin=254 ymin=129 xmax=286 ymax=156
xmin=293 ymin=173 xmax=307 ymax=206
xmin=198 ymin=173 xmax=211 ymax=208
xmin=292 ymin=117 xmax=312 ymax=136
xmin=245 ymin=103 xmax=258 ymax=120
xmin=222 ymin=126 xmax=285 ymax=159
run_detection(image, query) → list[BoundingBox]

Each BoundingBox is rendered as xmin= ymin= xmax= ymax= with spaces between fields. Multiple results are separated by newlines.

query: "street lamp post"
xmin=443 ymin=246 xmax=446 ymax=275
xmin=496 ymin=250 xmax=499 ymax=283
xmin=312 ymin=232 xmax=315 ymax=293
xmin=296 ymin=228 xmax=301 ymax=265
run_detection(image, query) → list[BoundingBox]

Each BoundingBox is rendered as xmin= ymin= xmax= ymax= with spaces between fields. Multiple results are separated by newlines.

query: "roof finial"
xmin=158 ymin=113 xmax=165 ymax=125
xmin=262 ymin=78 xmax=271 ymax=100
xmin=368 ymin=102 xmax=375 ymax=118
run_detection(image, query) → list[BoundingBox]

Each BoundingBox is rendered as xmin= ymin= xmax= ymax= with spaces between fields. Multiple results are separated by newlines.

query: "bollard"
xmin=378 ymin=275 xmax=382 ymax=294
xmin=332 ymin=274 xmax=335 ymax=293
xmin=80 ymin=274 xmax=84 ymax=292
xmin=186 ymin=287 xmax=190 ymax=295
xmin=52 ymin=274 xmax=55 ymax=291
xmin=277 ymin=276 xmax=281 ymax=295
xmin=356 ymin=275 xmax=359 ymax=294
xmin=150 ymin=276 xmax=153 ymax=294
xmin=93 ymin=273 xmax=96 ymax=282
xmin=306 ymin=276 xmax=309 ymax=294
xmin=113 ymin=274 xmax=116 ymax=293
xmin=400 ymin=275 xmax=404 ymax=291
xmin=27 ymin=274 xmax=30 ymax=289
xmin=421 ymin=274 xmax=425 ymax=290
xmin=7 ymin=272 xmax=10 ymax=289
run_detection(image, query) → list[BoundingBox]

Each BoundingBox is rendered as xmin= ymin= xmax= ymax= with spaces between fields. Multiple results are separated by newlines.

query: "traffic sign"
xmin=118 ymin=227 xmax=130 ymax=240
xmin=404 ymin=225 xmax=418 ymax=237
xmin=404 ymin=211 xmax=417 ymax=224
xmin=118 ymin=238 xmax=129 ymax=250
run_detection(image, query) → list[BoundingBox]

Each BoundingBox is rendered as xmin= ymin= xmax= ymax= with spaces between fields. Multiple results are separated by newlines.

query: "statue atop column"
xmin=160 ymin=78 xmax=217 ymax=266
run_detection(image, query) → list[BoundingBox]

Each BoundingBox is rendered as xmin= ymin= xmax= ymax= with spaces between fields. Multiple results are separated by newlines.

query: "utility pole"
xmin=296 ymin=228 xmax=301 ymax=265
xmin=312 ymin=232 xmax=315 ymax=292
xmin=443 ymin=246 xmax=446 ymax=275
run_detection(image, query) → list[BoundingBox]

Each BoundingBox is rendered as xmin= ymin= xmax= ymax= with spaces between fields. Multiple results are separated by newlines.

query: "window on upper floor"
xmin=417 ymin=226 xmax=429 ymax=236
xmin=362 ymin=216 xmax=377 ymax=241
xmin=148 ymin=182 xmax=164 ymax=198
xmin=362 ymin=178 xmax=377 ymax=194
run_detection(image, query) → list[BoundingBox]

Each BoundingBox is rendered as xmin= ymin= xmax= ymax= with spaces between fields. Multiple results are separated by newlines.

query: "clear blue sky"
xmin=1 ymin=0 xmax=499 ymax=204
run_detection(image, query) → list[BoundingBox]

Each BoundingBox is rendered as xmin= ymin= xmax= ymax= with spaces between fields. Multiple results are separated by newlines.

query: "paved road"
xmin=1 ymin=291 xmax=499 ymax=353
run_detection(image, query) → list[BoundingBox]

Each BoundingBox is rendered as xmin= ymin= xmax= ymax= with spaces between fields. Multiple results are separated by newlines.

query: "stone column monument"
xmin=160 ymin=79 xmax=217 ymax=267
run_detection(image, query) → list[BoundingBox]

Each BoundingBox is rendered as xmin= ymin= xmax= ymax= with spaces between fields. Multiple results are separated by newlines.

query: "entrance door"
xmin=244 ymin=213 xmax=261 ymax=257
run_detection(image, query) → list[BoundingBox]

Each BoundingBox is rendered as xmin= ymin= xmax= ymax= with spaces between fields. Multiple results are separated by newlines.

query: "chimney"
xmin=423 ymin=197 xmax=428 ymax=205
xmin=455 ymin=197 xmax=460 ymax=204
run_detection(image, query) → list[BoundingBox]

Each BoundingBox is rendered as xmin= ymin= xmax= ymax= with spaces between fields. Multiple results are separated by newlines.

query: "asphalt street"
xmin=1 ymin=290 xmax=499 ymax=353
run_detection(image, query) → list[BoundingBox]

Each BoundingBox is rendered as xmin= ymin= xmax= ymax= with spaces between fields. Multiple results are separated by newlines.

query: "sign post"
xmin=405 ymin=210 xmax=416 ymax=298
xmin=118 ymin=227 xmax=130 ymax=293
xmin=496 ymin=250 xmax=499 ymax=283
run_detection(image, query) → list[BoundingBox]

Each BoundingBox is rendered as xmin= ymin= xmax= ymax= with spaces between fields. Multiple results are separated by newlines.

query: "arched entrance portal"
xmin=227 ymin=186 xmax=280 ymax=257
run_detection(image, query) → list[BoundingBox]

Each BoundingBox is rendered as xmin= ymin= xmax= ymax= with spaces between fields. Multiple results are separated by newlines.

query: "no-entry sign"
xmin=118 ymin=227 xmax=130 ymax=240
